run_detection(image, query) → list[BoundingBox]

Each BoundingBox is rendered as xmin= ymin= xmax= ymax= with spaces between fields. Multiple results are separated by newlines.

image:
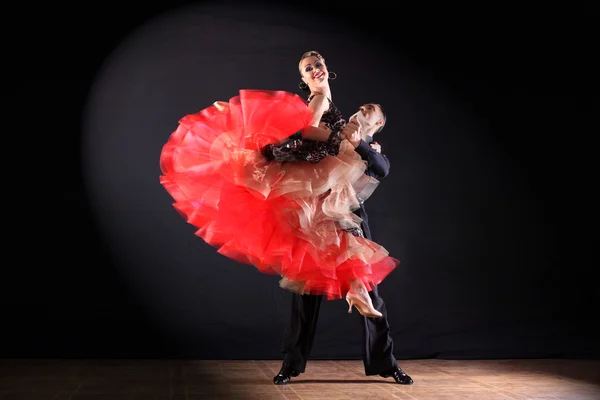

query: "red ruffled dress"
xmin=160 ymin=89 xmax=398 ymax=300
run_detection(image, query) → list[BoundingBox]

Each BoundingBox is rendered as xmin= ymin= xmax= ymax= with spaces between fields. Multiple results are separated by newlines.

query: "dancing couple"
xmin=159 ymin=50 xmax=413 ymax=385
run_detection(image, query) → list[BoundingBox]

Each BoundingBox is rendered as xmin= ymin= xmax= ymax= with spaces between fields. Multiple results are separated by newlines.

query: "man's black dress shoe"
xmin=273 ymin=362 xmax=300 ymax=385
xmin=380 ymin=364 xmax=414 ymax=384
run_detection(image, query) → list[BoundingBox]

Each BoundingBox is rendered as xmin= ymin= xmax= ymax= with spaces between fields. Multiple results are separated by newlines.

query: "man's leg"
xmin=362 ymin=285 xmax=396 ymax=375
xmin=274 ymin=293 xmax=323 ymax=384
xmin=362 ymin=285 xmax=413 ymax=384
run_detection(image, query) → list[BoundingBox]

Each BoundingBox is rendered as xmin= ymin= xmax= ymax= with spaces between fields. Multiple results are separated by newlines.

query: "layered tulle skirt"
xmin=159 ymin=90 xmax=398 ymax=299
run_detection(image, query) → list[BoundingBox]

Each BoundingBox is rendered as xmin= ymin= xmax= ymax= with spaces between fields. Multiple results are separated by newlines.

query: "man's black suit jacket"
xmin=352 ymin=136 xmax=390 ymax=241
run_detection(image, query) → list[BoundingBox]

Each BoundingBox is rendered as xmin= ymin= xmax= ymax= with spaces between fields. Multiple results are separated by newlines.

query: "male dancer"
xmin=273 ymin=103 xmax=413 ymax=385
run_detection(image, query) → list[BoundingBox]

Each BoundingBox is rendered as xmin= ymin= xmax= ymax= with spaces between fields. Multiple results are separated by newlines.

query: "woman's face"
xmin=299 ymin=55 xmax=328 ymax=90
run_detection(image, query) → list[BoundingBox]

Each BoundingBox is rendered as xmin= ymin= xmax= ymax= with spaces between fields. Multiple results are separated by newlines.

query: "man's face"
xmin=356 ymin=104 xmax=383 ymax=131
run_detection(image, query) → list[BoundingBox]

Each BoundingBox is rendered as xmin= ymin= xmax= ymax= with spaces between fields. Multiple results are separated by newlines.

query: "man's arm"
xmin=354 ymin=140 xmax=390 ymax=178
xmin=341 ymin=118 xmax=390 ymax=178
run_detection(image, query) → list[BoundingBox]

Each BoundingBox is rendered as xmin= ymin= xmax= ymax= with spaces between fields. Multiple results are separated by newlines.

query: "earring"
xmin=298 ymin=81 xmax=308 ymax=90
xmin=328 ymin=71 xmax=337 ymax=80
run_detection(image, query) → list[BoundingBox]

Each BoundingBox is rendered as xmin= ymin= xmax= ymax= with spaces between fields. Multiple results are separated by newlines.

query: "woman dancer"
xmin=159 ymin=52 xmax=398 ymax=317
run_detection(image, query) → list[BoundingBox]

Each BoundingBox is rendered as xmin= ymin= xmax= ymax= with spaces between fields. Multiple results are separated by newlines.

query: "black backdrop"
xmin=5 ymin=1 xmax=598 ymax=360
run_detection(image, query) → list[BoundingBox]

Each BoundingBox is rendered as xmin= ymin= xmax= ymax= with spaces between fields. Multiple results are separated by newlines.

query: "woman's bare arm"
xmin=301 ymin=125 xmax=332 ymax=141
xmin=307 ymin=94 xmax=329 ymax=127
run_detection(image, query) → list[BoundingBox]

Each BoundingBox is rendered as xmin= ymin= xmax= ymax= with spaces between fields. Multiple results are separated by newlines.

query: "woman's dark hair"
xmin=299 ymin=51 xmax=325 ymax=73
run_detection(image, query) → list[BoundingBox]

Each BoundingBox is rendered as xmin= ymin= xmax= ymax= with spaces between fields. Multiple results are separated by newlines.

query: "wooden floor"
xmin=1 ymin=359 xmax=599 ymax=399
